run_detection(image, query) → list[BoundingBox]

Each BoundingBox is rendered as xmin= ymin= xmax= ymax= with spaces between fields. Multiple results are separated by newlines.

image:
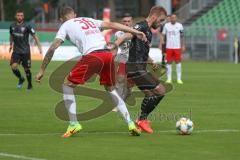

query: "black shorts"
xmin=127 ymin=71 xmax=160 ymax=90
xmin=126 ymin=63 xmax=160 ymax=90
xmin=10 ymin=53 xmax=31 ymax=68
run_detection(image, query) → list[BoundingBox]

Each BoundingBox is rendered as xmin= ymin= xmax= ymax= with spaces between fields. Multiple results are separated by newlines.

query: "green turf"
xmin=0 ymin=60 xmax=239 ymax=160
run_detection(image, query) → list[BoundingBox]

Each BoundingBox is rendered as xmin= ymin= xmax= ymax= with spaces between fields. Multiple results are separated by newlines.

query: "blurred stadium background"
xmin=0 ymin=0 xmax=240 ymax=62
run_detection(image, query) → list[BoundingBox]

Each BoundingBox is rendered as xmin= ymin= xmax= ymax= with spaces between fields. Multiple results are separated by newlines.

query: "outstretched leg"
xmin=105 ymin=85 xmax=140 ymax=136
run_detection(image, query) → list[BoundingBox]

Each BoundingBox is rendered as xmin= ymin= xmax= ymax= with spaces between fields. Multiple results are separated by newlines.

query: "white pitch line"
xmin=0 ymin=152 xmax=46 ymax=160
xmin=0 ymin=129 xmax=239 ymax=136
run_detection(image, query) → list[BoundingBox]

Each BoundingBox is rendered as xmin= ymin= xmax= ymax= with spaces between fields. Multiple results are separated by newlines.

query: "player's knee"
xmin=175 ymin=60 xmax=181 ymax=64
xmin=153 ymin=84 xmax=166 ymax=96
xmin=117 ymin=75 xmax=125 ymax=83
xmin=104 ymin=85 xmax=114 ymax=92
xmin=63 ymin=77 xmax=76 ymax=88
xmin=11 ymin=63 xmax=18 ymax=70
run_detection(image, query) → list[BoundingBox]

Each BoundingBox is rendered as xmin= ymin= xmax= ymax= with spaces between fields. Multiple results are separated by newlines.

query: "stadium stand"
xmin=187 ymin=0 xmax=240 ymax=36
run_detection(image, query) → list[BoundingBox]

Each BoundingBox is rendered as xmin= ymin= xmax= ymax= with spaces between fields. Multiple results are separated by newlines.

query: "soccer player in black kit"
xmin=114 ymin=6 xmax=167 ymax=133
xmin=9 ymin=9 xmax=42 ymax=90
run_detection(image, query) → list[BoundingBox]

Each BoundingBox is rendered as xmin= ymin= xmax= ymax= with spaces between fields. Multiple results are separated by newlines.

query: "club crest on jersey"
xmin=134 ymin=24 xmax=140 ymax=30
xmin=21 ymin=27 xmax=25 ymax=32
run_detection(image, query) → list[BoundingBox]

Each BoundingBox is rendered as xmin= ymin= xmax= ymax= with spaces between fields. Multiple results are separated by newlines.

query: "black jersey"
xmin=10 ymin=22 xmax=35 ymax=54
xmin=128 ymin=20 xmax=152 ymax=63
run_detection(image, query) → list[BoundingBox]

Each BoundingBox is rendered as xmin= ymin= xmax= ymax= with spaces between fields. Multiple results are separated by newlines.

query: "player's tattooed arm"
xmin=180 ymin=31 xmax=186 ymax=52
xmin=36 ymin=38 xmax=63 ymax=82
xmin=159 ymin=33 xmax=165 ymax=50
xmin=41 ymin=38 xmax=63 ymax=71
xmin=32 ymin=34 xmax=43 ymax=54
xmin=102 ymin=22 xmax=147 ymax=42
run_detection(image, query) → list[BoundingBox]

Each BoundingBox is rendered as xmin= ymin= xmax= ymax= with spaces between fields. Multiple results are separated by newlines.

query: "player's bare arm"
xmin=32 ymin=34 xmax=43 ymax=54
xmin=159 ymin=33 xmax=165 ymax=50
xmin=9 ymin=35 xmax=13 ymax=53
xmin=180 ymin=32 xmax=186 ymax=53
xmin=102 ymin=21 xmax=146 ymax=41
xmin=36 ymin=38 xmax=63 ymax=82
xmin=114 ymin=33 xmax=133 ymax=47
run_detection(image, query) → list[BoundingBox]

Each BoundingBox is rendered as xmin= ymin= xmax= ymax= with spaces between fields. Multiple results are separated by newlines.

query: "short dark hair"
xmin=60 ymin=6 xmax=74 ymax=18
xmin=16 ymin=9 xmax=24 ymax=14
xmin=149 ymin=6 xmax=167 ymax=17
xmin=122 ymin=13 xmax=132 ymax=18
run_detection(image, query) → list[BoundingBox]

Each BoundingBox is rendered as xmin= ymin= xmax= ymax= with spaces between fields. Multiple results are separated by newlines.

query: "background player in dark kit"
xmin=114 ymin=6 xmax=167 ymax=133
xmin=9 ymin=9 xmax=42 ymax=90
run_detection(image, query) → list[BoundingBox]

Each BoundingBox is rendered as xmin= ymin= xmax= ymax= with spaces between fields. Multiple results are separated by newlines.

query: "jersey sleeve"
xmin=55 ymin=24 xmax=67 ymax=41
xmin=27 ymin=25 xmax=36 ymax=35
xmin=93 ymin=19 xmax=103 ymax=28
xmin=180 ymin=24 xmax=184 ymax=33
xmin=115 ymin=31 xmax=123 ymax=39
xmin=115 ymin=31 xmax=120 ymax=38
xmin=9 ymin=25 xmax=13 ymax=35
xmin=133 ymin=24 xmax=143 ymax=32
xmin=132 ymin=24 xmax=143 ymax=38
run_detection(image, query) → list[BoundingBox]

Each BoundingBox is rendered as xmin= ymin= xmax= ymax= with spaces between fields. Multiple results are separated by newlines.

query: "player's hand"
xmin=36 ymin=70 xmax=44 ymax=83
xmin=182 ymin=46 xmax=186 ymax=53
xmin=136 ymin=32 xmax=147 ymax=42
xmin=106 ymin=42 xmax=118 ymax=57
xmin=9 ymin=46 xmax=13 ymax=53
xmin=39 ymin=48 xmax=43 ymax=54
xmin=106 ymin=42 xmax=118 ymax=50
xmin=152 ymin=63 xmax=159 ymax=71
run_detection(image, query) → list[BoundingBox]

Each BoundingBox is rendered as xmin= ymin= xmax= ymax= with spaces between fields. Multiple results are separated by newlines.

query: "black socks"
xmin=25 ymin=69 xmax=32 ymax=86
xmin=139 ymin=95 xmax=165 ymax=120
xmin=12 ymin=69 xmax=22 ymax=79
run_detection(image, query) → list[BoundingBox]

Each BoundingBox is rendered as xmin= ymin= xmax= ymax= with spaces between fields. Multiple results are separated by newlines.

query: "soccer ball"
xmin=176 ymin=117 xmax=194 ymax=135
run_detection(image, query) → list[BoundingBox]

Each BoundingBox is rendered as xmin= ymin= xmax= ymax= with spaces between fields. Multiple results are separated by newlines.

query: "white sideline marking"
xmin=0 ymin=152 xmax=46 ymax=160
xmin=0 ymin=129 xmax=239 ymax=136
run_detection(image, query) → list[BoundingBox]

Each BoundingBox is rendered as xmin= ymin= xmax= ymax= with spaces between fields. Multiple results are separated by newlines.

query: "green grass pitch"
xmin=0 ymin=60 xmax=239 ymax=160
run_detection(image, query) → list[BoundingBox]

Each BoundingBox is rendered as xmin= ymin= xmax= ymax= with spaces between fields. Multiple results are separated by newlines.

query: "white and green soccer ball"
xmin=176 ymin=117 xmax=194 ymax=135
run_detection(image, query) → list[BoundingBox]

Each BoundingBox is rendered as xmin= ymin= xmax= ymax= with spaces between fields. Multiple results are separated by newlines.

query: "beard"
xmin=17 ymin=19 xmax=23 ymax=23
xmin=152 ymin=22 xmax=159 ymax=29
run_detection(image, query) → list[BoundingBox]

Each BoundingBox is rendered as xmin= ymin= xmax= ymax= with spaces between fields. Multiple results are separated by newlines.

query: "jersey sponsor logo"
xmin=13 ymin=32 xmax=24 ymax=37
